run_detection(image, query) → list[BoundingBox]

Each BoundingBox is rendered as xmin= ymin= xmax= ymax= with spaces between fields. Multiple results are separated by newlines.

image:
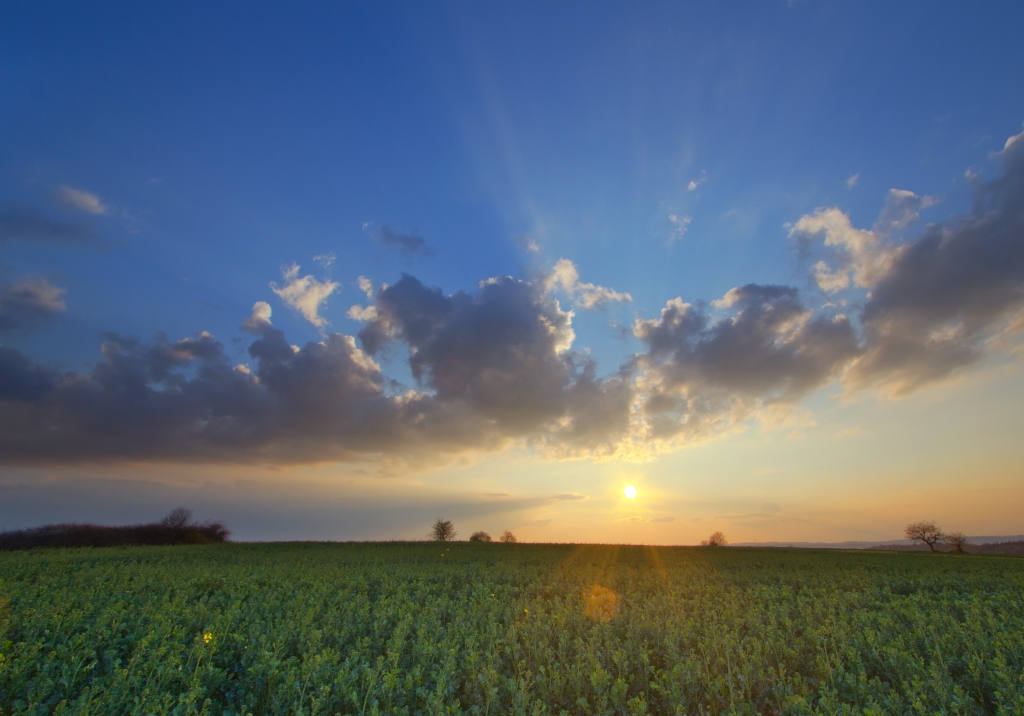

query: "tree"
xmin=499 ymin=530 xmax=517 ymax=543
xmin=161 ymin=507 xmax=193 ymax=529
xmin=945 ymin=530 xmax=969 ymax=554
xmin=905 ymin=520 xmax=944 ymax=551
xmin=430 ymin=518 xmax=456 ymax=542
xmin=701 ymin=531 xmax=727 ymax=547
xmin=469 ymin=531 xmax=492 ymax=542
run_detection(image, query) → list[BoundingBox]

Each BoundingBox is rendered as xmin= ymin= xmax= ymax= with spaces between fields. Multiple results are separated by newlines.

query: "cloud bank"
xmin=0 ymin=129 xmax=1022 ymax=466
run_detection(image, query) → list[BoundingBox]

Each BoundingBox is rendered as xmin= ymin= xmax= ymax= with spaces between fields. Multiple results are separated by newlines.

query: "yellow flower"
xmin=203 ymin=632 xmax=212 ymax=644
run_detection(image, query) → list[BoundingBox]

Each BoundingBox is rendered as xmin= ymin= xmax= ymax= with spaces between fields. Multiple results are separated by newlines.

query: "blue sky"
xmin=2 ymin=2 xmax=1024 ymax=542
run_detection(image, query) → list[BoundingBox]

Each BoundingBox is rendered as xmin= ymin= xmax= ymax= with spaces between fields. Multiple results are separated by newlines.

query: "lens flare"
xmin=624 ymin=485 xmax=638 ymax=499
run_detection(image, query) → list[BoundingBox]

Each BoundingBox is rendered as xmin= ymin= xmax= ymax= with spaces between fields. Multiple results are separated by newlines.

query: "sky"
xmin=1 ymin=2 xmax=1024 ymax=543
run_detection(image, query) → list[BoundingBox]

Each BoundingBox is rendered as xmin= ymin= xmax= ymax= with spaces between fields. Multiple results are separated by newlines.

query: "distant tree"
xmin=469 ymin=531 xmax=492 ymax=542
xmin=701 ymin=531 xmax=727 ymax=547
xmin=905 ymin=520 xmax=944 ymax=551
xmin=945 ymin=531 xmax=969 ymax=554
xmin=431 ymin=518 xmax=456 ymax=542
xmin=161 ymin=507 xmax=194 ymax=529
xmin=499 ymin=530 xmax=517 ymax=543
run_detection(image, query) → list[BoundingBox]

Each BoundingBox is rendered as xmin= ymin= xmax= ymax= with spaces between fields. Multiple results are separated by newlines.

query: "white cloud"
xmin=667 ymin=213 xmax=692 ymax=245
xmin=313 ymin=253 xmax=336 ymax=269
xmin=846 ymin=173 xmax=860 ymax=189
xmin=55 ymin=186 xmax=107 ymax=215
xmin=687 ymin=171 xmax=707 ymax=191
xmin=270 ymin=265 xmax=339 ymax=328
xmin=516 ymin=235 xmax=540 ymax=252
xmin=545 ymin=258 xmax=631 ymax=309
xmin=241 ymin=301 xmax=273 ymax=333
xmin=790 ymin=208 xmax=896 ymax=292
xmin=873 ymin=188 xmax=939 ymax=236
xmin=791 ymin=188 xmax=941 ymax=295
xmin=357 ymin=276 xmax=375 ymax=298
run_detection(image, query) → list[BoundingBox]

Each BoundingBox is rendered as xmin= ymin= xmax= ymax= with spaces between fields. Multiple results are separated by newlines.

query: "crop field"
xmin=1 ymin=543 xmax=1023 ymax=715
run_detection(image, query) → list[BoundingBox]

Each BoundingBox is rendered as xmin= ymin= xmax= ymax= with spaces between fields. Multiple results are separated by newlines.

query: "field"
xmin=1 ymin=543 xmax=1023 ymax=715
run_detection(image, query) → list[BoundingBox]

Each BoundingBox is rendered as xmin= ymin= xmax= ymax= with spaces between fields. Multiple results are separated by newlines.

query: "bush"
xmin=469 ymin=531 xmax=492 ymax=542
xmin=499 ymin=530 xmax=517 ymax=543
xmin=701 ymin=531 xmax=727 ymax=547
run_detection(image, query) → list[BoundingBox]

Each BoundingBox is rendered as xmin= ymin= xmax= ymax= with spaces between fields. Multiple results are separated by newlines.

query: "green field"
xmin=1 ymin=543 xmax=1022 ymax=715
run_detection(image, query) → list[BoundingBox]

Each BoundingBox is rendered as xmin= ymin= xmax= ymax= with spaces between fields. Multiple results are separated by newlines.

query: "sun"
xmin=623 ymin=485 xmax=638 ymax=499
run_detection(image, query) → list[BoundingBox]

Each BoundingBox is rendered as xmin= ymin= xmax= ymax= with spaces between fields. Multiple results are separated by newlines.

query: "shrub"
xmin=701 ymin=531 xmax=727 ymax=547
xmin=499 ymin=530 xmax=517 ymax=543
xmin=469 ymin=531 xmax=492 ymax=542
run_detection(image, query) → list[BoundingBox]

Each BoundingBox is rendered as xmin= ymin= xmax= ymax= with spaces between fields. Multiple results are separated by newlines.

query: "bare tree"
xmin=469 ymin=531 xmax=492 ymax=542
xmin=905 ymin=520 xmax=944 ymax=551
xmin=945 ymin=531 xmax=969 ymax=554
xmin=430 ymin=518 xmax=456 ymax=542
xmin=161 ymin=507 xmax=193 ymax=529
xmin=499 ymin=530 xmax=517 ymax=543
xmin=700 ymin=531 xmax=727 ymax=547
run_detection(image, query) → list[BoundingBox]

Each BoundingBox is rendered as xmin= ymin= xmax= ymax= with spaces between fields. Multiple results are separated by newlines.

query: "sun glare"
xmin=624 ymin=485 xmax=638 ymax=499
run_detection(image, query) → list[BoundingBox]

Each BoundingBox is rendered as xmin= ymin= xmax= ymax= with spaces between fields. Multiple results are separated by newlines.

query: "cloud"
xmin=846 ymin=173 xmax=860 ymax=189
xmin=552 ymin=493 xmax=587 ymax=501
xmin=358 ymin=273 xmax=633 ymax=455
xmin=364 ymin=223 xmax=435 ymax=259
xmin=790 ymin=207 xmax=895 ymax=292
xmin=687 ymin=171 xmax=707 ymax=191
xmin=650 ymin=516 xmax=676 ymax=522
xmin=791 ymin=129 xmax=1024 ymax=395
xmin=792 ymin=189 xmax=941 ymax=295
xmin=516 ymin=235 xmax=540 ymax=252
xmin=632 ymin=285 xmax=858 ymax=443
xmin=357 ymin=276 xmax=375 ymax=298
xmin=0 ymin=202 xmax=95 ymax=245
xmin=667 ymin=214 xmax=692 ymax=245
xmin=270 ymin=264 xmax=339 ymax=328
xmin=313 ymin=253 xmax=336 ymax=269
xmin=2 ymin=129 xmax=1022 ymax=467
xmin=873 ymin=188 xmax=939 ymax=237
xmin=54 ymin=185 xmax=107 ymax=215
xmin=544 ymin=258 xmax=632 ymax=309
xmin=845 ymin=128 xmax=1024 ymax=394
xmin=0 ymin=278 xmax=67 ymax=332
xmin=0 ymin=273 xmax=632 ymax=466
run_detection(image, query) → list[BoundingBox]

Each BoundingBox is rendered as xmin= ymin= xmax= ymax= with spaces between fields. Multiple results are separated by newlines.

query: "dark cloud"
xmin=0 ymin=278 xmax=67 ymax=332
xmin=359 ymin=274 xmax=632 ymax=453
xmin=365 ymin=223 xmax=435 ymax=259
xmin=0 ymin=202 xmax=95 ymax=245
xmin=0 ymin=274 xmax=631 ymax=465
xmin=848 ymin=130 xmax=1024 ymax=394
xmin=633 ymin=285 xmax=858 ymax=440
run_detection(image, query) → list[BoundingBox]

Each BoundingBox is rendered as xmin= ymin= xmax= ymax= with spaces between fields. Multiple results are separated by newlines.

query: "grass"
xmin=1 ymin=542 xmax=1022 ymax=715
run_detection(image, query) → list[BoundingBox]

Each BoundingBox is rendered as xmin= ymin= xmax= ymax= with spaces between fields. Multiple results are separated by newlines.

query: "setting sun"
xmin=624 ymin=485 xmax=638 ymax=500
